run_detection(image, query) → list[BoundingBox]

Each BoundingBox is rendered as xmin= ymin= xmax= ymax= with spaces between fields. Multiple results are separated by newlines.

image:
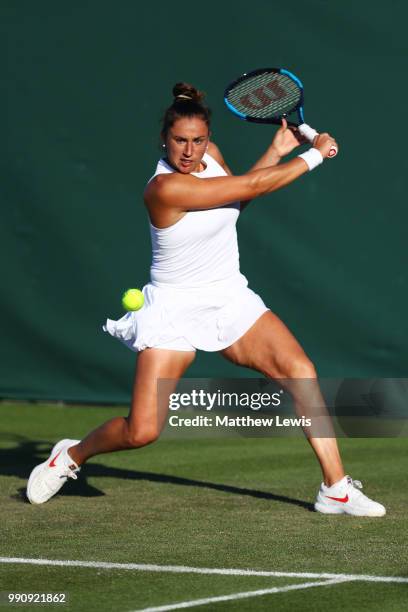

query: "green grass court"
xmin=1 ymin=403 xmax=407 ymax=611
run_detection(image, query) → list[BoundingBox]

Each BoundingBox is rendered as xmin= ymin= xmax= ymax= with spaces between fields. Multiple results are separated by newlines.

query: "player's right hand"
xmin=314 ymin=133 xmax=338 ymax=158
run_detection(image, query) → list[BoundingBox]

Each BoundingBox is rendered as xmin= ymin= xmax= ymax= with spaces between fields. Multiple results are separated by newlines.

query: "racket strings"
xmin=226 ymin=72 xmax=301 ymax=119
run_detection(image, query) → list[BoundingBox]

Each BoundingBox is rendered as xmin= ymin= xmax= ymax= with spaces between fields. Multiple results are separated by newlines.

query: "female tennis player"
xmin=27 ymin=83 xmax=385 ymax=516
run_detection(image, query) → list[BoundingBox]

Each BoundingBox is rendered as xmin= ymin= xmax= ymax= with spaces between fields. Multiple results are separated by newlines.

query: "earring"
xmin=162 ymin=144 xmax=166 ymax=149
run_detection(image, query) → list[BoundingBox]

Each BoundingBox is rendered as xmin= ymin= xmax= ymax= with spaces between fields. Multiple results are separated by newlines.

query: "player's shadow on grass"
xmin=2 ymin=436 xmax=314 ymax=512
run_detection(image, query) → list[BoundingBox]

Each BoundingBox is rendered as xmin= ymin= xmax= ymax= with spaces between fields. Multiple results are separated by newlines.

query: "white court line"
xmin=1 ymin=557 xmax=408 ymax=583
xmin=131 ymin=578 xmax=352 ymax=612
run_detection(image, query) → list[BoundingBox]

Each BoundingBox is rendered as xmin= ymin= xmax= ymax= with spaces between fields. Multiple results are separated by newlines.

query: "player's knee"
xmin=263 ymin=354 xmax=316 ymax=380
xmin=267 ymin=354 xmax=316 ymax=379
xmin=126 ymin=428 xmax=160 ymax=449
xmin=289 ymin=356 xmax=317 ymax=379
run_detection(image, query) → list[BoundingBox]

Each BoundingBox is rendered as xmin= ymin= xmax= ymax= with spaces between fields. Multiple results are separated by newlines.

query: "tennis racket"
xmin=224 ymin=67 xmax=337 ymax=158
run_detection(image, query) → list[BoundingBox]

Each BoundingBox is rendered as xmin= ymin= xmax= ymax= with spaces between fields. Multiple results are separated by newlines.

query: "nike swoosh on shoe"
xmin=326 ymin=494 xmax=349 ymax=503
xmin=49 ymin=450 xmax=63 ymax=468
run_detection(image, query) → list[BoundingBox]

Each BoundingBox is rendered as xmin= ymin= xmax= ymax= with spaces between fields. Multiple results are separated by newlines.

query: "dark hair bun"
xmin=161 ymin=81 xmax=211 ymax=137
xmin=172 ymin=82 xmax=205 ymax=104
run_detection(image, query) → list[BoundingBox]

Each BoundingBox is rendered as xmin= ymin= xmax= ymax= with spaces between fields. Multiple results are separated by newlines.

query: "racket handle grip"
xmin=298 ymin=123 xmax=338 ymax=158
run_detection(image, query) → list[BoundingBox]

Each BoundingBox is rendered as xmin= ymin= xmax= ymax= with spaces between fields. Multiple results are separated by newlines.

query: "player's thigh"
xmin=128 ymin=347 xmax=195 ymax=436
xmin=221 ymin=310 xmax=315 ymax=379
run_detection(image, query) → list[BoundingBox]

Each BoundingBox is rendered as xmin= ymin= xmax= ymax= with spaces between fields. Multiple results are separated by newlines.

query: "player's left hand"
xmin=271 ymin=118 xmax=306 ymax=157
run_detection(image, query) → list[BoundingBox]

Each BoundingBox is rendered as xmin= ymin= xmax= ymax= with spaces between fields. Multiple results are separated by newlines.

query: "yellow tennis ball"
xmin=121 ymin=288 xmax=144 ymax=311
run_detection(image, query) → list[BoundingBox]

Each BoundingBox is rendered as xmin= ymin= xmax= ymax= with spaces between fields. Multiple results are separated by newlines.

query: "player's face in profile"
xmin=164 ymin=117 xmax=209 ymax=174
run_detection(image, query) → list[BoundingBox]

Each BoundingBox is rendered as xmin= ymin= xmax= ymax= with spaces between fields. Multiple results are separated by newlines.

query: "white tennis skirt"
xmin=103 ymin=276 xmax=269 ymax=353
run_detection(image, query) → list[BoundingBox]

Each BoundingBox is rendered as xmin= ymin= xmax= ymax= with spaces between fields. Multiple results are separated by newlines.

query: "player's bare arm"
xmin=144 ymin=158 xmax=310 ymax=227
xmin=240 ymin=118 xmax=305 ymax=211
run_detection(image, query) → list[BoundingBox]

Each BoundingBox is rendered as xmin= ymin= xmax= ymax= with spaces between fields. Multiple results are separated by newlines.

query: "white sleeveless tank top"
xmin=149 ymin=153 xmax=247 ymax=289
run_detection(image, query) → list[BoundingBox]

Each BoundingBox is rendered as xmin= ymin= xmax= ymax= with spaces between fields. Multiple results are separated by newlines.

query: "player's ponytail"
xmin=161 ymin=82 xmax=211 ymax=137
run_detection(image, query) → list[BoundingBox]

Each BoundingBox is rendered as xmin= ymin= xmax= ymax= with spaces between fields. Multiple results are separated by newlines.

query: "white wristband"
xmin=298 ymin=148 xmax=323 ymax=171
xmin=298 ymin=123 xmax=318 ymax=143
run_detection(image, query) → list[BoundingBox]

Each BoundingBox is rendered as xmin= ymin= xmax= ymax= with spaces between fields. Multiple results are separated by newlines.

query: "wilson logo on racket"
xmin=240 ymin=81 xmax=287 ymax=110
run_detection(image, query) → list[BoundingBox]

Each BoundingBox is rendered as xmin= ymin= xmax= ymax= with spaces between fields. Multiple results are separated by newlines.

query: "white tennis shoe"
xmin=315 ymin=475 xmax=386 ymax=517
xmin=27 ymin=439 xmax=81 ymax=504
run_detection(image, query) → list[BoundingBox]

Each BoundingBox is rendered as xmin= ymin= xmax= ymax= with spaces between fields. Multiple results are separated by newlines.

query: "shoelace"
xmin=59 ymin=465 xmax=80 ymax=481
xmin=346 ymin=476 xmax=363 ymax=490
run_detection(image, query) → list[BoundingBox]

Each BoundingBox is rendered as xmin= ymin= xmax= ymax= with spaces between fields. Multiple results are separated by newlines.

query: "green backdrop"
xmin=1 ymin=1 xmax=407 ymax=402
